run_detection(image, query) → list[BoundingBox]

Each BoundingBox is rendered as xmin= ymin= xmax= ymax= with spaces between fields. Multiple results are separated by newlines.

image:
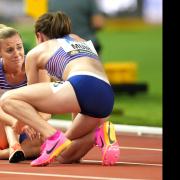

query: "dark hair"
xmin=35 ymin=11 xmax=72 ymax=39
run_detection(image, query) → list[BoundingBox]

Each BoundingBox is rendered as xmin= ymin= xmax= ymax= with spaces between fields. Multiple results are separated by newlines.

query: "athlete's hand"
xmin=12 ymin=121 xmax=40 ymax=140
xmin=12 ymin=120 xmax=25 ymax=134
xmin=21 ymin=125 xmax=41 ymax=140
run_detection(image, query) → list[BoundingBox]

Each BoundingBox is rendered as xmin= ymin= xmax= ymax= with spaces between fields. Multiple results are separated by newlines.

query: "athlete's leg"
xmin=0 ymin=82 xmax=112 ymax=166
xmin=57 ymin=131 xmax=94 ymax=163
xmin=59 ymin=113 xmax=106 ymax=163
xmin=65 ymin=113 xmax=105 ymax=140
xmin=5 ymin=126 xmax=25 ymax=162
xmin=0 ymin=123 xmax=8 ymax=150
xmin=0 ymin=149 xmax=9 ymax=159
xmin=0 ymin=138 xmax=42 ymax=160
xmin=1 ymin=81 xmax=96 ymax=138
xmin=0 ymin=130 xmax=94 ymax=163
xmin=0 ymin=106 xmax=18 ymax=127
xmin=0 ymin=123 xmax=9 ymax=159
xmin=0 ymin=112 xmax=95 ymax=164
xmin=0 ymin=123 xmax=24 ymax=161
xmin=5 ymin=126 xmax=19 ymax=146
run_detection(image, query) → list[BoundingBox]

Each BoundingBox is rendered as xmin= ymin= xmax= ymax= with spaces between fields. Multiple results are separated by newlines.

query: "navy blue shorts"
xmin=68 ymin=75 xmax=114 ymax=118
xmin=19 ymin=133 xmax=27 ymax=143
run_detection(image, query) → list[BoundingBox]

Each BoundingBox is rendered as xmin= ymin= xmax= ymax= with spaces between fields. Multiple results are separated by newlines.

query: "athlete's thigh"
xmin=3 ymin=81 xmax=80 ymax=114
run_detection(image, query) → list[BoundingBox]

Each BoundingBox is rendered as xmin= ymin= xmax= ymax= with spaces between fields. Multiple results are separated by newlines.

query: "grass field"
xmin=12 ymin=20 xmax=162 ymax=127
xmin=98 ymin=23 xmax=162 ymax=127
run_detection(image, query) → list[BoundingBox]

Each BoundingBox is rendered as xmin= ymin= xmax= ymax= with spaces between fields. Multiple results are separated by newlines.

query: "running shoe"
xmin=9 ymin=143 xmax=25 ymax=163
xmin=31 ymin=130 xmax=72 ymax=166
xmin=95 ymin=121 xmax=120 ymax=165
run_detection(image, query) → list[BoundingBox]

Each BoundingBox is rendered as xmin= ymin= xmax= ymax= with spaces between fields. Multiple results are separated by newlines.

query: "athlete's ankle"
xmin=10 ymin=142 xmax=21 ymax=150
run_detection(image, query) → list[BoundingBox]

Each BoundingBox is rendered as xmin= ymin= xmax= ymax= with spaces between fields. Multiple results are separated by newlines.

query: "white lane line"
xmin=82 ymin=160 xmax=162 ymax=167
xmin=120 ymin=146 xmax=162 ymax=151
xmin=0 ymin=159 xmax=162 ymax=167
xmin=0 ymin=171 xmax=145 ymax=180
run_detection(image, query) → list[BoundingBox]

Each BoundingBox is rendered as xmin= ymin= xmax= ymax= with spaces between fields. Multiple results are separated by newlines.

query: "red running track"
xmin=0 ymin=133 xmax=162 ymax=180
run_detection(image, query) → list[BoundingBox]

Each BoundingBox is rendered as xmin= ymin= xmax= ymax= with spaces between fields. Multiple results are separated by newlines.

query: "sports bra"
xmin=0 ymin=58 xmax=27 ymax=96
xmin=45 ymin=35 xmax=99 ymax=80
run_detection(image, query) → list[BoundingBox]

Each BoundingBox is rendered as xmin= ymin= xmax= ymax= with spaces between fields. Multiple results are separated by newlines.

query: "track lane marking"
xmin=0 ymin=170 xmax=145 ymax=180
xmin=82 ymin=160 xmax=162 ymax=167
xmin=120 ymin=146 xmax=162 ymax=151
xmin=0 ymin=159 xmax=162 ymax=167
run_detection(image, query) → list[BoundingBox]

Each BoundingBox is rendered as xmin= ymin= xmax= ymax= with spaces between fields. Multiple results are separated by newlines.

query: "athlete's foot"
xmin=95 ymin=121 xmax=120 ymax=165
xmin=9 ymin=143 xmax=25 ymax=163
xmin=31 ymin=130 xmax=72 ymax=167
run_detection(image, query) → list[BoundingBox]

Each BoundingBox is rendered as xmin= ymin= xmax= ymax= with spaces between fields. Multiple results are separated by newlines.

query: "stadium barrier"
xmin=104 ymin=62 xmax=148 ymax=94
xmin=104 ymin=62 xmax=137 ymax=84
xmin=49 ymin=119 xmax=162 ymax=136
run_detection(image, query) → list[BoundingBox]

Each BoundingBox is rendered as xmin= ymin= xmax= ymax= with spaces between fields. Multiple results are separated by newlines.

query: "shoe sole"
xmin=31 ymin=140 xmax=72 ymax=166
xmin=9 ymin=150 xmax=25 ymax=163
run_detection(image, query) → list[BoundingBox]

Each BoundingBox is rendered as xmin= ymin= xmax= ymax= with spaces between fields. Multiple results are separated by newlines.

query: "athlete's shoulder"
xmin=69 ymin=34 xmax=86 ymax=42
xmin=26 ymin=41 xmax=49 ymax=60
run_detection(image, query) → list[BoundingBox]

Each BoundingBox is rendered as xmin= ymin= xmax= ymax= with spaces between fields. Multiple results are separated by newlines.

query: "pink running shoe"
xmin=95 ymin=121 xmax=120 ymax=165
xmin=31 ymin=130 xmax=72 ymax=166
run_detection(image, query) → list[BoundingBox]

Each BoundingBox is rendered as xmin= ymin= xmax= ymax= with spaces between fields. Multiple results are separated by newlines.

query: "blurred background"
xmin=0 ymin=0 xmax=162 ymax=127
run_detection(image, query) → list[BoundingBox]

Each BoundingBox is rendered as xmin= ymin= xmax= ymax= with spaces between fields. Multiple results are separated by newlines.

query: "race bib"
xmin=58 ymin=39 xmax=98 ymax=56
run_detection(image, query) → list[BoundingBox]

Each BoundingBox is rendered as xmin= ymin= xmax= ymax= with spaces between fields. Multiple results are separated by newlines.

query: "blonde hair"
xmin=0 ymin=26 xmax=20 ymax=40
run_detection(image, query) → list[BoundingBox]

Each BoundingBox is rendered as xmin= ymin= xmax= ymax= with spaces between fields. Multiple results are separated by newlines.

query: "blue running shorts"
xmin=68 ymin=74 xmax=114 ymax=118
xmin=19 ymin=133 xmax=27 ymax=143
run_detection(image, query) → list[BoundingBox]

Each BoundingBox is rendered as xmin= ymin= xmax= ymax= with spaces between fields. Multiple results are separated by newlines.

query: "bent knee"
xmin=0 ymin=89 xmax=18 ymax=101
xmin=0 ymin=90 xmax=18 ymax=109
xmin=1 ymin=98 xmax=15 ymax=113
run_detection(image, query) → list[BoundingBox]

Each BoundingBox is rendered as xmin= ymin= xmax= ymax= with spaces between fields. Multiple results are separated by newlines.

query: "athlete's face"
xmin=0 ymin=34 xmax=24 ymax=71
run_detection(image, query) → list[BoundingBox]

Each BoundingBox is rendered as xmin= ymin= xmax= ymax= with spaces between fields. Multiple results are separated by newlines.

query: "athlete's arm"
xmin=25 ymin=51 xmax=40 ymax=85
xmin=25 ymin=49 xmax=51 ymax=120
xmin=38 ymin=69 xmax=51 ymax=83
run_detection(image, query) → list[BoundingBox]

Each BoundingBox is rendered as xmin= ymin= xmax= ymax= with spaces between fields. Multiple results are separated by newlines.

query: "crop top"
xmin=0 ymin=58 xmax=27 ymax=96
xmin=45 ymin=35 xmax=99 ymax=80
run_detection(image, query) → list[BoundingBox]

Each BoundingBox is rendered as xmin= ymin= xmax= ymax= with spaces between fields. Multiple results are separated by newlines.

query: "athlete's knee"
xmin=0 ymin=90 xmax=15 ymax=102
xmin=1 ymin=96 xmax=15 ymax=113
xmin=0 ymin=91 xmax=17 ymax=111
xmin=0 ymin=93 xmax=9 ymax=108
